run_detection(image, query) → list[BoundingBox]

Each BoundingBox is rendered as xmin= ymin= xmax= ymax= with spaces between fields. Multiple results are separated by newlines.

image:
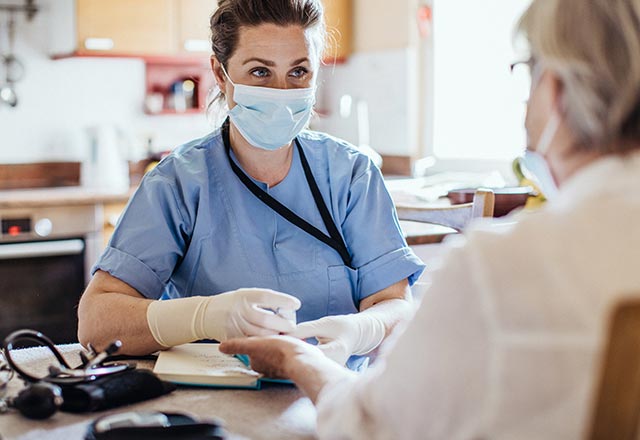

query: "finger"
xmin=242 ymin=302 xmax=297 ymax=333
xmin=219 ymin=338 xmax=256 ymax=355
xmin=240 ymin=319 xmax=284 ymax=337
xmin=288 ymin=318 xmax=337 ymax=339
xmin=241 ymin=288 xmax=302 ymax=310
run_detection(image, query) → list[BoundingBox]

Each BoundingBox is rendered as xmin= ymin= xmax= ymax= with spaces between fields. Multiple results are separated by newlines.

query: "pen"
xmin=260 ymin=307 xmax=297 ymax=323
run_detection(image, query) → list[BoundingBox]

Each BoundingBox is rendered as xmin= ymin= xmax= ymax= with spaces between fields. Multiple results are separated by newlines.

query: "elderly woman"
xmin=220 ymin=0 xmax=640 ymax=437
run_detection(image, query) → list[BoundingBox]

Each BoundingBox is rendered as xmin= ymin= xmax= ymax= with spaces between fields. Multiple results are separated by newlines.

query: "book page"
xmin=153 ymin=343 xmax=260 ymax=386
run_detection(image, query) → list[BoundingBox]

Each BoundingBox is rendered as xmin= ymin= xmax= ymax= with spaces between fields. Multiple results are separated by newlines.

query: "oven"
xmin=0 ymin=205 xmax=101 ymax=344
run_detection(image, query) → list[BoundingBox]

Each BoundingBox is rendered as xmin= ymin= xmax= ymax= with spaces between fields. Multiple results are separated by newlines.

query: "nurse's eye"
xmin=250 ymin=68 xmax=270 ymax=78
xmin=289 ymin=67 xmax=309 ymax=79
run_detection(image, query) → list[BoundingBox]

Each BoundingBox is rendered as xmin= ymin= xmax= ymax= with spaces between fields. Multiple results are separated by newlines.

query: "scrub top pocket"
xmin=327 ymin=265 xmax=359 ymax=316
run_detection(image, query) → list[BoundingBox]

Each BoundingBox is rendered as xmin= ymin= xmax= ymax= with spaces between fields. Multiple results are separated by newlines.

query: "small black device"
xmin=85 ymin=411 xmax=227 ymax=440
xmin=1 ymin=329 xmax=175 ymax=420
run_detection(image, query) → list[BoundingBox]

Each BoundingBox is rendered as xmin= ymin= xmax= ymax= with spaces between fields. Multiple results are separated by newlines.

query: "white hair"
xmin=518 ymin=0 xmax=640 ymax=153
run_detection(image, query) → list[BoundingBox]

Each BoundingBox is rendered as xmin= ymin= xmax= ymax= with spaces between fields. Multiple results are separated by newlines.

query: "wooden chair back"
xmin=588 ymin=298 xmax=640 ymax=440
xmin=395 ymin=189 xmax=495 ymax=231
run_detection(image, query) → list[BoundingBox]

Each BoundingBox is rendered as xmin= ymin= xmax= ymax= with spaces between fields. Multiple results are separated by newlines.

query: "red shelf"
xmin=144 ymin=58 xmax=215 ymax=116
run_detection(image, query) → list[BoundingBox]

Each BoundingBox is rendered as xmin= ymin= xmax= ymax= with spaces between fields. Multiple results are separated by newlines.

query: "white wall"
xmin=314 ymin=48 xmax=419 ymax=156
xmin=0 ymin=0 xmax=211 ymax=164
xmin=429 ymin=0 xmax=531 ymax=162
xmin=312 ymin=0 xmax=421 ymax=157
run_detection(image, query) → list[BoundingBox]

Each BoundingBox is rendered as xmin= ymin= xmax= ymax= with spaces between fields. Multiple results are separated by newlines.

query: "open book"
xmin=153 ymin=343 xmax=290 ymax=389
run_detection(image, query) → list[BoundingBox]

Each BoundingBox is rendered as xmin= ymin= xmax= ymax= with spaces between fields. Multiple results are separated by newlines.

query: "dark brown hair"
xmin=210 ymin=0 xmax=326 ymax=68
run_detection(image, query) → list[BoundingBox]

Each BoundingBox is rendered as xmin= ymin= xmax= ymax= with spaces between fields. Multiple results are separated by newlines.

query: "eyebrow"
xmin=243 ymin=57 xmax=275 ymax=66
xmin=241 ymin=57 xmax=310 ymax=66
xmin=291 ymin=57 xmax=310 ymax=66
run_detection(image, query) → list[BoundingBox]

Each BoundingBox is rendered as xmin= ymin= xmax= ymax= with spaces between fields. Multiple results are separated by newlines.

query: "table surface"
xmin=0 ymin=345 xmax=317 ymax=440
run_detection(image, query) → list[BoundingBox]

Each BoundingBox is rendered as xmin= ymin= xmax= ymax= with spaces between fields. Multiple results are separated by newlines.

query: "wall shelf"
xmin=144 ymin=58 xmax=214 ymax=115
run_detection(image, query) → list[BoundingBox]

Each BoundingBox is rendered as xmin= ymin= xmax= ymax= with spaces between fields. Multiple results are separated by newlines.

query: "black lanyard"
xmin=222 ymin=121 xmax=353 ymax=269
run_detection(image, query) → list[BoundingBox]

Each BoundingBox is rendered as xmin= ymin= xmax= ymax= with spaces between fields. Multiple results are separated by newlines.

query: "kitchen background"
xmin=0 ymin=0 xmax=425 ymax=174
xmin=0 ymin=0 xmax=536 ymax=343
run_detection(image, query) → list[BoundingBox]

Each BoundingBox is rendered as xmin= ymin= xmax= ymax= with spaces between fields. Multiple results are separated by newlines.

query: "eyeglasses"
xmin=509 ymin=57 xmax=536 ymax=102
xmin=510 ymin=57 xmax=535 ymax=76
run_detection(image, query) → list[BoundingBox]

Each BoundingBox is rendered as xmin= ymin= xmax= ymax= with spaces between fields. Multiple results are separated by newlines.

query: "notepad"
xmin=153 ymin=343 xmax=263 ymax=389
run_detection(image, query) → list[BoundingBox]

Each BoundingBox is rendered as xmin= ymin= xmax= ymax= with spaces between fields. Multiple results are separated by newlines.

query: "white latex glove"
xmin=289 ymin=314 xmax=386 ymax=365
xmin=147 ymin=288 xmax=301 ymax=347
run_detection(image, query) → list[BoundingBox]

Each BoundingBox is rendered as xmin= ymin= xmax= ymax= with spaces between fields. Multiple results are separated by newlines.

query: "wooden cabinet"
xmin=323 ymin=0 xmax=353 ymax=62
xmin=76 ymin=0 xmax=176 ymax=55
xmin=55 ymin=0 xmax=216 ymax=57
xmin=52 ymin=1 xmax=351 ymax=60
xmin=176 ymin=0 xmax=215 ymax=54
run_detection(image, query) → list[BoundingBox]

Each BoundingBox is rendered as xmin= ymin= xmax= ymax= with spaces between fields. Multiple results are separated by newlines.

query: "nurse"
xmin=77 ymin=0 xmax=425 ymax=366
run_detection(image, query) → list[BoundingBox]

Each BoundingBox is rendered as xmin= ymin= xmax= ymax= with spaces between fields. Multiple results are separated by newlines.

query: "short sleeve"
xmin=342 ymin=160 xmax=425 ymax=299
xmin=92 ymin=162 xmax=195 ymax=299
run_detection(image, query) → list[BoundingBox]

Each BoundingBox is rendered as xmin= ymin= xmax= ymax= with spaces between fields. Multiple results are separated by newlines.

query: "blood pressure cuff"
xmin=85 ymin=412 xmax=227 ymax=440
xmin=60 ymin=369 xmax=176 ymax=413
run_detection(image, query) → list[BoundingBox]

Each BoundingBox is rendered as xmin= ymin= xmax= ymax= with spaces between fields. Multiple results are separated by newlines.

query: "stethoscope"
xmin=2 ymin=329 xmax=133 ymax=385
xmin=0 ymin=329 xmax=135 ymax=419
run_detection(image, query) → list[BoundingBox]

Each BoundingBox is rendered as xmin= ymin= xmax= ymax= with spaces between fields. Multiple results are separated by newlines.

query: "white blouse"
xmin=315 ymin=151 xmax=640 ymax=439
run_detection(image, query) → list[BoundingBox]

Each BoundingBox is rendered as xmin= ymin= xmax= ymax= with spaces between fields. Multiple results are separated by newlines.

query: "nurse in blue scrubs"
xmin=77 ymin=0 xmax=425 ymax=369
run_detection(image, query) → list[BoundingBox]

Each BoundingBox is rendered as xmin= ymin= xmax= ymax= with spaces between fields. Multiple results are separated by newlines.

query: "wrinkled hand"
xmin=219 ymin=335 xmax=323 ymax=379
xmin=289 ymin=314 xmax=385 ymax=365
xmin=215 ymin=288 xmax=301 ymax=341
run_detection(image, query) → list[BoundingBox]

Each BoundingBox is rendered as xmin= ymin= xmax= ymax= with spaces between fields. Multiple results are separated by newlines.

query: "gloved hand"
xmin=289 ymin=314 xmax=386 ymax=365
xmin=147 ymin=288 xmax=301 ymax=347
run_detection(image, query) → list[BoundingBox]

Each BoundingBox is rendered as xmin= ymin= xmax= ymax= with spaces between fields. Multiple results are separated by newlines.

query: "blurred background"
xmin=0 ymin=0 xmax=532 ymax=178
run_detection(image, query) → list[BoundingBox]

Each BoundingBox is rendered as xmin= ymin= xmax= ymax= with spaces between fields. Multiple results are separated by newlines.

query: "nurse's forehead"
xmin=234 ymin=24 xmax=314 ymax=62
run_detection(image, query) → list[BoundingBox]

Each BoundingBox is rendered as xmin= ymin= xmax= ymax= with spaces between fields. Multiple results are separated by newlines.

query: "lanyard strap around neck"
xmin=222 ymin=121 xmax=353 ymax=269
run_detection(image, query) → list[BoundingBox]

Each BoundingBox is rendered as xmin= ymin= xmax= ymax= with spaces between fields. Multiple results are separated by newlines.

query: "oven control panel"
xmin=1 ymin=217 xmax=32 ymax=237
xmin=0 ymin=205 xmax=99 ymax=243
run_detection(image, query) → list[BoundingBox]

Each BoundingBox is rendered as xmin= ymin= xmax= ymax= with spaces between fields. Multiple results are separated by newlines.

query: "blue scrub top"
xmin=94 ymin=126 xmax=425 ymax=325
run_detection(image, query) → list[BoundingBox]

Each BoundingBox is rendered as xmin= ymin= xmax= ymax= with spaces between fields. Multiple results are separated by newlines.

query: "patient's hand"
xmin=221 ymin=335 xmax=356 ymax=403
xmin=219 ymin=335 xmax=323 ymax=379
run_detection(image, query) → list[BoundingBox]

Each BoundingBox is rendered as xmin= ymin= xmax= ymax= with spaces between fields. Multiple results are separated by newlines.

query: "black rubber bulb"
xmin=13 ymin=382 xmax=63 ymax=419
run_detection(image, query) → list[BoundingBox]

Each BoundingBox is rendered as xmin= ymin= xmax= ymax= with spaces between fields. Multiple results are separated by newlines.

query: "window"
xmin=424 ymin=0 xmax=532 ymax=169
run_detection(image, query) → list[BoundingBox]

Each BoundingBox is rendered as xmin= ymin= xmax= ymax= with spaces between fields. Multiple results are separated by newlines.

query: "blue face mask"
xmin=221 ymin=65 xmax=316 ymax=151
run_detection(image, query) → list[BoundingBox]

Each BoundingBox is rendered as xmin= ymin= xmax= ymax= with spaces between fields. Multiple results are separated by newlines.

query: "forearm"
xmin=78 ymin=290 xmax=161 ymax=355
xmin=359 ymin=297 xmax=414 ymax=337
xmin=358 ymin=278 xmax=414 ymax=336
xmin=78 ymin=271 xmax=163 ymax=355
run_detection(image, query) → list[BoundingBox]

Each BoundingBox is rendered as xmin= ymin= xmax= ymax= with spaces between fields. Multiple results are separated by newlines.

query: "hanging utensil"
xmin=0 ymin=13 xmax=25 ymax=108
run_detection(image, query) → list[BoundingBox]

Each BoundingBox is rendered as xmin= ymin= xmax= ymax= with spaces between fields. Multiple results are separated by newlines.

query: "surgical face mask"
xmin=220 ymin=64 xmax=316 ymax=151
xmin=522 ymin=110 xmax=561 ymax=200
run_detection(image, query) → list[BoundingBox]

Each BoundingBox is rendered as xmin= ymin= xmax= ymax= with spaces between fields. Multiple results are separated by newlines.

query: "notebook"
xmin=152 ymin=343 xmax=291 ymax=389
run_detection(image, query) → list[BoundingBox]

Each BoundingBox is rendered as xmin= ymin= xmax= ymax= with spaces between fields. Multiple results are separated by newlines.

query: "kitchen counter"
xmin=0 ymin=187 xmax=457 ymax=245
xmin=0 ymin=186 xmax=135 ymax=209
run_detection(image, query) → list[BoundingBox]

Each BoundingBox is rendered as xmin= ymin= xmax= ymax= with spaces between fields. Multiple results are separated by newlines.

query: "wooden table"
xmin=0 ymin=345 xmax=317 ymax=440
